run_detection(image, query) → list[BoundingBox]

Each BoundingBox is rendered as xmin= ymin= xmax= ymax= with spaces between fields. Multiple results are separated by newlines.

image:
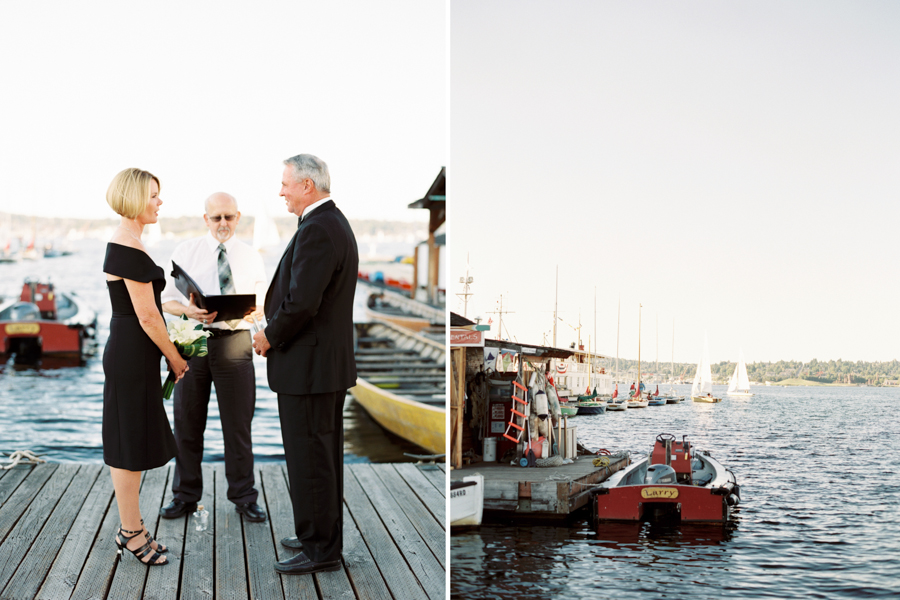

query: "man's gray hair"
xmin=284 ymin=154 xmax=330 ymax=193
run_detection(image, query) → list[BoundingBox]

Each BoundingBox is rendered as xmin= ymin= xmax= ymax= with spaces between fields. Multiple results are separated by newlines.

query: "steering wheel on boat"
xmin=656 ymin=433 xmax=675 ymax=443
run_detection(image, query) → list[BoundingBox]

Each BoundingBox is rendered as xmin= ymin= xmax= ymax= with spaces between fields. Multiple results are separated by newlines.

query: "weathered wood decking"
xmin=450 ymin=456 xmax=629 ymax=517
xmin=0 ymin=461 xmax=446 ymax=600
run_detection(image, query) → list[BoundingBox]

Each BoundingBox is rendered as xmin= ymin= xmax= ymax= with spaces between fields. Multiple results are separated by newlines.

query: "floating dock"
xmin=450 ymin=456 xmax=629 ymax=517
xmin=0 ymin=461 xmax=445 ymax=600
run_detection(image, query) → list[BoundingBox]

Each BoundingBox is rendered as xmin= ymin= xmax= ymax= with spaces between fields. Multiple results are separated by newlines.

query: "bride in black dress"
xmin=103 ymin=168 xmax=189 ymax=566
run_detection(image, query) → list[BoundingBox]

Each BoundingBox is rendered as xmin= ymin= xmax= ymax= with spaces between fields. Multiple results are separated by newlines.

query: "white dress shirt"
xmin=301 ymin=196 xmax=332 ymax=220
xmin=161 ymin=233 xmax=267 ymax=330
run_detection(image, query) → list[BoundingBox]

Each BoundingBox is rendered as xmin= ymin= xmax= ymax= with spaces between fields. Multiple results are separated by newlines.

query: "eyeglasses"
xmin=208 ymin=214 xmax=237 ymax=222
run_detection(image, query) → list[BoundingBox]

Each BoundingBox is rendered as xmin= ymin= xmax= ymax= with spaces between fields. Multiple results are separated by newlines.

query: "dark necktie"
xmin=217 ymin=244 xmax=239 ymax=328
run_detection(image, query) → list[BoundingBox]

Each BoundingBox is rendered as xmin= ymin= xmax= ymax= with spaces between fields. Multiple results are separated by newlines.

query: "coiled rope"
xmin=1 ymin=450 xmax=47 ymax=470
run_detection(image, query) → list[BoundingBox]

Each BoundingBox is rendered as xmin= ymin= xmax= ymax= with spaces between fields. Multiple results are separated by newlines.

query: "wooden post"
xmin=451 ymin=347 xmax=465 ymax=469
xmin=411 ymin=245 xmax=419 ymax=300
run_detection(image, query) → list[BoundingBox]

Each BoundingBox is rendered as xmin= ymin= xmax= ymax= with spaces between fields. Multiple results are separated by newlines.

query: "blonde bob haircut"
xmin=106 ymin=168 xmax=160 ymax=219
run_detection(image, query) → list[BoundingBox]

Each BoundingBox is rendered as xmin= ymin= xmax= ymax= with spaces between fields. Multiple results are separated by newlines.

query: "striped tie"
xmin=217 ymin=244 xmax=239 ymax=328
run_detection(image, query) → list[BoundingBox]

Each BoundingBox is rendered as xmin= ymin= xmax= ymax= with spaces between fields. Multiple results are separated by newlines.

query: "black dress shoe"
xmin=281 ymin=536 xmax=303 ymax=549
xmin=159 ymin=499 xmax=197 ymax=519
xmin=235 ymin=502 xmax=267 ymax=522
xmin=275 ymin=551 xmax=341 ymax=575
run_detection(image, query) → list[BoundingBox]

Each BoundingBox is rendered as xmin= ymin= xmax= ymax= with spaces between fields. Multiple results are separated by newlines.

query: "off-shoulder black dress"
xmin=102 ymin=243 xmax=177 ymax=471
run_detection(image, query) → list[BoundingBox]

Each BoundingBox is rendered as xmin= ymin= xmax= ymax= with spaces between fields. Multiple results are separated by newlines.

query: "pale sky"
xmin=450 ymin=0 xmax=900 ymax=363
xmin=0 ymin=1 xmax=445 ymax=223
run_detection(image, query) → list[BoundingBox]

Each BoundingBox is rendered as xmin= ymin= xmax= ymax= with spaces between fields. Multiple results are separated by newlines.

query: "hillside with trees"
xmin=607 ymin=357 xmax=900 ymax=386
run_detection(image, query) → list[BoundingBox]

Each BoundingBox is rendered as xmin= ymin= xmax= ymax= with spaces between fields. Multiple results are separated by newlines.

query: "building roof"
xmin=408 ymin=167 xmax=445 ymax=233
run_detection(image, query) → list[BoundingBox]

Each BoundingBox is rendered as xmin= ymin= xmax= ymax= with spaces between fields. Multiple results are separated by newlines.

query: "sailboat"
xmin=628 ymin=304 xmax=649 ymax=408
xmin=726 ymin=349 xmax=754 ymax=397
xmin=252 ymin=208 xmax=281 ymax=251
xmin=691 ymin=334 xmax=721 ymax=403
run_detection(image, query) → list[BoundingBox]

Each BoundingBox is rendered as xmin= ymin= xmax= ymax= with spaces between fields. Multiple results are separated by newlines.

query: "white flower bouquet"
xmin=162 ymin=315 xmax=212 ymax=399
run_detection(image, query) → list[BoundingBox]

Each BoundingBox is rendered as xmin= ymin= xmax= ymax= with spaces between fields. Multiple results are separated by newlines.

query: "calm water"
xmin=0 ymin=238 xmax=425 ymax=464
xmin=451 ymin=385 xmax=900 ymax=598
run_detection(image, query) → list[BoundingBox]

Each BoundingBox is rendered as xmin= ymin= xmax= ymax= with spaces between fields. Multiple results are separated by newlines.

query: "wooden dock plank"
xmin=0 ymin=464 xmax=58 ymax=545
xmin=0 ymin=461 xmax=445 ymax=600
xmin=144 ymin=464 xmax=184 ymax=600
xmin=36 ymin=466 xmax=113 ymax=600
xmin=215 ymin=462 xmax=251 ymax=600
xmin=105 ymin=466 xmax=169 ymax=600
xmin=343 ymin=465 xmax=427 ymax=600
xmin=243 ymin=467 xmax=284 ymax=600
xmin=0 ymin=463 xmax=79 ymax=592
xmin=418 ymin=467 xmax=445 ymax=495
xmin=0 ymin=466 xmax=33 ymax=511
xmin=180 ymin=463 xmax=216 ymax=600
xmin=349 ymin=465 xmax=443 ymax=600
xmin=340 ymin=503 xmax=392 ymax=600
xmin=69 ymin=481 xmax=122 ymax=600
xmin=263 ymin=464 xmax=316 ymax=600
xmin=369 ymin=465 xmax=444 ymax=568
xmin=392 ymin=464 xmax=445 ymax=527
xmin=5 ymin=464 xmax=102 ymax=600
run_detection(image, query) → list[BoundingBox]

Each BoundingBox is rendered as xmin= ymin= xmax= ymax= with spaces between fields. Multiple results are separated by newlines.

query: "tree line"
xmin=606 ymin=357 xmax=900 ymax=386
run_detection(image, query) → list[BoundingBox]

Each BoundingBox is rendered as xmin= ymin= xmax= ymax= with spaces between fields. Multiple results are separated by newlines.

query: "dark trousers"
xmin=172 ymin=331 xmax=258 ymax=505
xmin=277 ymin=390 xmax=345 ymax=563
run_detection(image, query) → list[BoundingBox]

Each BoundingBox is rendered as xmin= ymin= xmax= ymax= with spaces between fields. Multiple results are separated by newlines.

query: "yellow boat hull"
xmin=350 ymin=377 xmax=446 ymax=455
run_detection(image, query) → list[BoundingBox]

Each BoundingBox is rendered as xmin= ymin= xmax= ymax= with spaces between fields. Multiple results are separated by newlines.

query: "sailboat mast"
xmin=593 ymin=287 xmax=597 ymax=391
xmin=616 ymin=297 xmax=620 ymax=383
xmin=671 ymin=318 xmax=675 ymax=383
xmin=553 ymin=266 xmax=558 ymax=348
xmin=638 ymin=303 xmax=642 ymax=392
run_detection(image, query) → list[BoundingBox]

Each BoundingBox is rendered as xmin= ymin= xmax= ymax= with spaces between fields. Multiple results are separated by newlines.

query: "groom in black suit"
xmin=252 ymin=154 xmax=358 ymax=575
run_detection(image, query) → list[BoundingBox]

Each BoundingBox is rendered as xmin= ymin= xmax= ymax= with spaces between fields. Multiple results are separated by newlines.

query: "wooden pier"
xmin=0 ymin=461 xmax=446 ymax=600
xmin=450 ymin=456 xmax=629 ymax=517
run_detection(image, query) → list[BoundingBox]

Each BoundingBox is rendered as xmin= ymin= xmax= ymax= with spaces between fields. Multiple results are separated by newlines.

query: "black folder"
xmin=171 ymin=261 xmax=256 ymax=322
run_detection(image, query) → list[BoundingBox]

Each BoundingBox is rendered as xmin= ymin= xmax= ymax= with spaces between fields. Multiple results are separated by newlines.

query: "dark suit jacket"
xmin=264 ymin=200 xmax=358 ymax=395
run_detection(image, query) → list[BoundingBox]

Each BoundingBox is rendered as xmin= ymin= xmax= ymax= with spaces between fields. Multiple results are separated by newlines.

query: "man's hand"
xmin=252 ymin=329 xmax=271 ymax=357
xmin=185 ymin=293 xmax=218 ymax=324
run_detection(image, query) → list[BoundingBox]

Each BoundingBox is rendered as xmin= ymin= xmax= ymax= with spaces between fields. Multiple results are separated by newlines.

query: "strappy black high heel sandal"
xmin=116 ymin=526 xmax=168 ymax=566
xmin=141 ymin=519 xmax=167 ymax=553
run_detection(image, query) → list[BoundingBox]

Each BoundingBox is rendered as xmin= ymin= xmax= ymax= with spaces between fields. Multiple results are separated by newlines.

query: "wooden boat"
xmin=577 ymin=399 xmax=606 ymax=415
xmin=362 ymin=283 xmax=444 ymax=338
xmin=594 ymin=433 xmax=740 ymax=523
xmin=606 ymin=397 xmax=627 ymax=411
xmin=559 ymin=402 xmax=579 ymax=417
xmin=691 ymin=335 xmax=721 ymax=402
xmin=349 ymin=319 xmax=445 ymax=455
xmin=627 ymin=397 xmax=649 ymax=408
xmin=0 ymin=280 xmax=97 ymax=363
xmin=726 ymin=349 xmax=754 ymax=397
xmin=664 ymin=395 xmax=684 ymax=404
xmin=648 ymin=397 xmax=667 ymax=406
xmin=450 ymin=474 xmax=484 ymax=529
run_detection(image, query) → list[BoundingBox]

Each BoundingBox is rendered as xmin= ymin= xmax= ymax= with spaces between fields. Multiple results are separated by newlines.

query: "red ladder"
xmin=502 ymin=380 xmax=529 ymax=444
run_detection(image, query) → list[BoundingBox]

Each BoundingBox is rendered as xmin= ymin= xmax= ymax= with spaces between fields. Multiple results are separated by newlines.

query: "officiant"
xmin=159 ymin=192 xmax=268 ymax=523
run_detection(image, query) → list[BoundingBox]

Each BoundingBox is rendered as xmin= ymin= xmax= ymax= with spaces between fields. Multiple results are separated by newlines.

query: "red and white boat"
xmin=0 ymin=280 xmax=97 ymax=363
xmin=593 ymin=433 xmax=740 ymax=523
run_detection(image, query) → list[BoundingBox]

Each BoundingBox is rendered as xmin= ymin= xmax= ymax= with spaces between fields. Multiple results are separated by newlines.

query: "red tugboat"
xmin=593 ymin=433 xmax=740 ymax=523
xmin=0 ymin=280 xmax=97 ymax=364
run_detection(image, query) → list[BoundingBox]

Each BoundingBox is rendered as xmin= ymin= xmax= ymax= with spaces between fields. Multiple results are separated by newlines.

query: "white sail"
xmin=692 ymin=335 xmax=713 ymax=397
xmin=253 ymin=210 xmax=281 ymax=250
xmin=736 ymin=349 xmax=751 ymax=392
xmin=691 ymin=355 xmax=703 ymax=397
xmin=727 ymin=348 xmax=752 ymax=395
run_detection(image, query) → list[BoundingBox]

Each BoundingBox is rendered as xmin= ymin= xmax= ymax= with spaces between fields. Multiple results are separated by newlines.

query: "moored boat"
xmin=593 ymin=433 xmax=740 ymax=523
xmin=349 ymin=319 xmax=445 ymax=454
xmin=577 ymin=399 xmax=606 ymax=415
xmin=450 ymin=474 xmax=484 ymax=529
xmin=362 ymin=284 xmax=444 ymax=340
xmin=0 ymin=280 xmax=97 ymax=363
